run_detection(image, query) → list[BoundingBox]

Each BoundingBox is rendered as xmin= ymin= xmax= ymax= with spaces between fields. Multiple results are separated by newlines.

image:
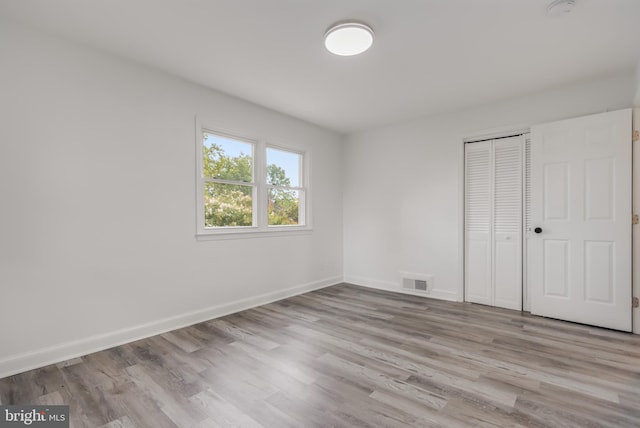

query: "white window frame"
xmin=196 ymin=121 xmax=311 ymax=240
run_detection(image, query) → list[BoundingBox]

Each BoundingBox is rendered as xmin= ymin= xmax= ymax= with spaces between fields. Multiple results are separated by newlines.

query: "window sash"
xmin=265 ymin=145 xmax=305 ymax=228
xmin=203 ymin=182 xmax=256 ymax=228
xmin=267 ymin=187 xmax=305 ymax=227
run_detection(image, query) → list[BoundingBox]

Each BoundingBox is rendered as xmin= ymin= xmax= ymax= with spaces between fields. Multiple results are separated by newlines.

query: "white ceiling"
xmin=2 ymin=0 xmax=640 ymax=134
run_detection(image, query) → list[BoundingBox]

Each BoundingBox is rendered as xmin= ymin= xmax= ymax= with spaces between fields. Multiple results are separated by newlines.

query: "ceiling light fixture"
xmin=546 ymin=0 xmax=576 ymax=15
xmin=324 ymin=21 xmax=374 ymax=56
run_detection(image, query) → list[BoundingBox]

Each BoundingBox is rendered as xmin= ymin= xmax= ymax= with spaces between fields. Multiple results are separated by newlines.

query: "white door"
xmin=465 ymin=136 xmax=523 ymax=311
xmin=529 ymin=109 xmax=632 ymax=331
xmin=465 ymin=141 xmax=492 ymax=306
xmin=493 ymin=138 xmax=523 ymax=310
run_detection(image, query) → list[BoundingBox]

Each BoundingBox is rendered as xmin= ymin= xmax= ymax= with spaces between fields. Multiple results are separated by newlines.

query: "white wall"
xmin=635 ymin=61 xmax=640 ymax=106
xmin=0 ymin=22 xmax=344 ymax=377
xmin=344 ymin=72 xmax=637 ymax=307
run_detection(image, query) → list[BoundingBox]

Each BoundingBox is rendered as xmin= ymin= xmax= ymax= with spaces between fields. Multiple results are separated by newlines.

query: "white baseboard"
xmin=344 ymin=275 xmax=459 ymax=302
xmin=0 ymin=276 xmax=343 ymax=379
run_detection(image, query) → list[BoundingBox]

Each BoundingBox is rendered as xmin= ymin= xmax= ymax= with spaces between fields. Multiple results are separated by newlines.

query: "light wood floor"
xmin=1 ymin=283 xmax=639 ymax=427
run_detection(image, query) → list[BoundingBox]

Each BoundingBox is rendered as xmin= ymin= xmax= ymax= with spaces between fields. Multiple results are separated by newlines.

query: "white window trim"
xmin=195 ymin=119 xmax=312 ymax=240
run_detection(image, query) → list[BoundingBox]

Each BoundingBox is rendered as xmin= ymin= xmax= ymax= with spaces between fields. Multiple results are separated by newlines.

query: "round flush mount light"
xmin=324 ymin=22 xmax=374 ymax=56
xmin=546 ymin=0 xmax=576 ymax=15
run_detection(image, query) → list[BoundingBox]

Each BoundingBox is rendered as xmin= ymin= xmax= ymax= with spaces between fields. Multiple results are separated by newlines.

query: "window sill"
xmin=196 ymin=227 xmax=312 ymax=241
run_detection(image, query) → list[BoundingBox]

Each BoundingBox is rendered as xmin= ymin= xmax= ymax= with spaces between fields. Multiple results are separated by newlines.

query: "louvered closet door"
xmin=465 ymin=137 xmax=523 ymax=310
xmin=493 ymin=137 xmax=523 ymax=310
xmin=465 ymin=141 xmax=492 ymax=306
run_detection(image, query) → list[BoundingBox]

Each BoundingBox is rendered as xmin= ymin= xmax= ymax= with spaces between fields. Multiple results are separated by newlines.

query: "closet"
xmin=464 ymin=135 xmax=524 ymax=310
xmin=463 ymin=109 xmax=631 ymax=329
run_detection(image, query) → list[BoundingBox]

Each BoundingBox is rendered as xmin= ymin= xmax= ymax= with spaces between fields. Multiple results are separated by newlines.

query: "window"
xmin=267 ymin=147 xmax=304 ymax=226
xmin=196 ymin=127 xmax=308 ymax=238
xmin=202 ymin=132 xmax=255 ymax=228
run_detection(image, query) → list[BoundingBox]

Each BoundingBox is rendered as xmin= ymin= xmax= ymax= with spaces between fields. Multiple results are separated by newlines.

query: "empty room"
xmin=1 ymin=1 xmax=640 ymax=427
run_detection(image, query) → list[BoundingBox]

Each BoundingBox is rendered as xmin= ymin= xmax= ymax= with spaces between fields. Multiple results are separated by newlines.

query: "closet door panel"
xmin=466 ymin=232 xmax=491 ymax=304
xmin=465 ymin=141 xmax=492 ymax=305
xmin=493 ymin=137 xmax=523 ymax=310
xmin=494 ymin=239 xmax=520 ymax=308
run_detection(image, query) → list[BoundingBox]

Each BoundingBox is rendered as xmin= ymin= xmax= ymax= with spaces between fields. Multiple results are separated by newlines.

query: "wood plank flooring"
xmin=1 ymin=283 xmax=639 ymax=427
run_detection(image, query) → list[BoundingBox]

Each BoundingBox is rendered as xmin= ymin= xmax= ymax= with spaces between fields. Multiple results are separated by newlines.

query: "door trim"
xmin=633 ymin=107 xmax=640 ymax=335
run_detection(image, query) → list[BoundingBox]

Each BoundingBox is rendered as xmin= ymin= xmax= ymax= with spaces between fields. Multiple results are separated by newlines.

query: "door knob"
xmin=534 ymin=227 xmax=543 ymax=234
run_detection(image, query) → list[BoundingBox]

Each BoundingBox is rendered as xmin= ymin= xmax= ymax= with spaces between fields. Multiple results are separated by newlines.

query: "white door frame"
xmin=633 ymin=107 xmax=640 ymax=334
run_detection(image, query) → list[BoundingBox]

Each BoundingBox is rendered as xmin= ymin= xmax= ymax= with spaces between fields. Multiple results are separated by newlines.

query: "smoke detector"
xmin=547 ymin=0 xmax=576 ymax=15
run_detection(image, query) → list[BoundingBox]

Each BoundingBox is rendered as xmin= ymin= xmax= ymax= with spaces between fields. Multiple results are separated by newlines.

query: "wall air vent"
xmin=401 ymin=272 xmax=433 ymax=293
xmin=414 ymin=279 xmax=428 ymax=291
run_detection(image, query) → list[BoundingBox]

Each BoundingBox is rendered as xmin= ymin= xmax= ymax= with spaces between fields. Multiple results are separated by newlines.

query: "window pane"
xmin=204 ymin=182 xmax=253 ymax=227
xmin=268 ymin=188 xmax=301 ymax=226
xmin=203 ymin=132 xmax=253 ymax=182
xmin=266 ymin=148 xmax=300 ymax=187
